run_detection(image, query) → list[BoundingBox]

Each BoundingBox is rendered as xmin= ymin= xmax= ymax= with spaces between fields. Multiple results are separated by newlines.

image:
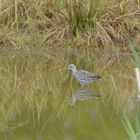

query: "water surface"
xmin=0 ymin=47 xmax=138 ymax=140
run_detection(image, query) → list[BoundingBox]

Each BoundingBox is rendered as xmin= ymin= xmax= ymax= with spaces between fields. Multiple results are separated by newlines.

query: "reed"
xmin=122 ymin=112 xmax=140 ymax=140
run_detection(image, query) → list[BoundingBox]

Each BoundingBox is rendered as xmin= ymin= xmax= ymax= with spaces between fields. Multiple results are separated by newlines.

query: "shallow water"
xmin=0 ymin=47 xmax=139 ymax=140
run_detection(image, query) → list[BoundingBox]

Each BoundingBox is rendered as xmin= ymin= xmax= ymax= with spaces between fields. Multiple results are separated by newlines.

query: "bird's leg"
xmin=80 ymin=84 xmax=88 ymax=88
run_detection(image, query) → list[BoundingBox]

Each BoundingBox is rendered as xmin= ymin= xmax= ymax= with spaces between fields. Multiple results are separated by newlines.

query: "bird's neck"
xmin=72 ymin=68 xmax=77 ymax=74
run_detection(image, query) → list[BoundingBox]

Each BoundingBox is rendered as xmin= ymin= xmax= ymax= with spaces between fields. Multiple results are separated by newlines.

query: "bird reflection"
xmin=67 ymin=87 xmax=100 ymax=105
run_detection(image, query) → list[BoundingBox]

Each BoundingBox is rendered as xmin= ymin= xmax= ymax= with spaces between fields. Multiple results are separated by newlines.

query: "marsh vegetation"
xmin=0 ymin=0 xmax=140 ymax=48
xmin=0 ymin=0 xmax=140 ymax=140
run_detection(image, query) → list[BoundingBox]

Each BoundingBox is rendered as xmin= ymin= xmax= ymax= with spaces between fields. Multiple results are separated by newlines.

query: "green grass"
xmin=122 ymin=112 xmax=140 ymax=140
xmin=0 ymin=0 xmax=140 ymax=48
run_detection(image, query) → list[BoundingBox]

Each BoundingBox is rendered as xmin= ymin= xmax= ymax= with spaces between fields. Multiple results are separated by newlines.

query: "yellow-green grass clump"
xmin=0 ymin=0 xmax=140 ymax=48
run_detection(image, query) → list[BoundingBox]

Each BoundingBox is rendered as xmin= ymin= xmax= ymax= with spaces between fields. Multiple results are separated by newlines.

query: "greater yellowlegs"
xmin=68 ymin=64 xmax=101 ymax=85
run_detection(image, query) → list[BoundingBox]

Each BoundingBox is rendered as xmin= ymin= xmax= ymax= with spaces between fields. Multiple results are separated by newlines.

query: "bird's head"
xmin=68 ymin=64 xmax=76 ymax=71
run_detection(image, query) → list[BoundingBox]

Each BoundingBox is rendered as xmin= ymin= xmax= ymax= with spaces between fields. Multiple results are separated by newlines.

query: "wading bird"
xmin=68 ymin=64 xmax=101 ymax=86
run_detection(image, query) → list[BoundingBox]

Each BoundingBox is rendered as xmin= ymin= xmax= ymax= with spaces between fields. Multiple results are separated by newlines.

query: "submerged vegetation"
xmin=0 ymin=0 xmax=140 ymax=48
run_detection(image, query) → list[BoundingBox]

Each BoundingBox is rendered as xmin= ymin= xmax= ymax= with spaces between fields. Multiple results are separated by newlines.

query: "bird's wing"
xmin=78 ymin=70 xmax=100 ymax=80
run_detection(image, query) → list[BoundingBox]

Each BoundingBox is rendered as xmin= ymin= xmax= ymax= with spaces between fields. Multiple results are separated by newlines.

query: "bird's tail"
xmin=92 ymin=75 xmax=101 ymax=80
